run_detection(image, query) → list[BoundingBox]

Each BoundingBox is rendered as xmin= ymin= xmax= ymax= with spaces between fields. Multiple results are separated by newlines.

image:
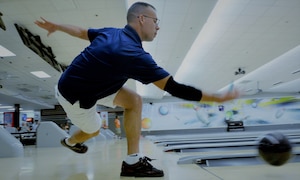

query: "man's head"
xmin=127 ymin=2 xmax=160 ymax=41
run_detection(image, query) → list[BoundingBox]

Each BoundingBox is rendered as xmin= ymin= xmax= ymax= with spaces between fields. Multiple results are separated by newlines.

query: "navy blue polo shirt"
xmin=58 ymin=25 xmax=169 ymax=109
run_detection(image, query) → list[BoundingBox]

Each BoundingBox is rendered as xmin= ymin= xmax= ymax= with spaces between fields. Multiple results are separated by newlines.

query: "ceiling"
xmin=0 ymin=0 xmax=300 ymax=113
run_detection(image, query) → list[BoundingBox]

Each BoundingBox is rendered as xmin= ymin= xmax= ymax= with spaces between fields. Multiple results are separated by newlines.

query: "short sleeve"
xmin=125 ymin=52 xmax=170 ymax=84
xmin=87 ymin=28 xmax=99 ymax=42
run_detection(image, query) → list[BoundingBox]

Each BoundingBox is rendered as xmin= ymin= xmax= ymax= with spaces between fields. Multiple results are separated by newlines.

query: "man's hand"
xmin=219 ymin=89 xmax=240 ymax=103
xmin=201 ymin=89 xmax=240 ymax=103
xmin=34 ymin=17 xmax=57 ymax=37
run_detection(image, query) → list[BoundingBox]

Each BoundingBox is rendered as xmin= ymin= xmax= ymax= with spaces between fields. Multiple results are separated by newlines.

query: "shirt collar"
xmin=123 ymin=25 xmax=142 ymax=45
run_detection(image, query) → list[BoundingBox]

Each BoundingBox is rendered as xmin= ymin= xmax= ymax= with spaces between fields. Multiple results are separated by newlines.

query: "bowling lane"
xmin=202 ymin=162 xmax=300 ymax=180
xmin=147 ymin=128 xmax=300 ymax=169
xmin=147 ymin=129 xmax=300 ymax=144
xmin=178 ymin=149 xmax=300 ymax=166
xmin=164 ymin=136 xmax=300 ymax=152
xmin=145 ymin=129 xmax=300 ymax=153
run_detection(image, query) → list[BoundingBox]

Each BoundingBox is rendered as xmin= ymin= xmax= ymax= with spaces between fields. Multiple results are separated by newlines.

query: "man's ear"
xmin=138 ymin=15 xmax=145 ymax=24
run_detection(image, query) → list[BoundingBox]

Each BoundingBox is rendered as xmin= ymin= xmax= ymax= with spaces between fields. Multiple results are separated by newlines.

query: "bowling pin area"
xmin=0 ymin=122 xmax=299 ymax=180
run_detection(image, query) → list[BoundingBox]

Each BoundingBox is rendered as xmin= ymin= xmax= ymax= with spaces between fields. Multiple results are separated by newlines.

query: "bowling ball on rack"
xmin=141 ymin=118 xmax=152 ymax=129
xmin=257 ymin=132 xmax=292 ymax=166
xmin=159 ymin=105 xmax=169 ymax=115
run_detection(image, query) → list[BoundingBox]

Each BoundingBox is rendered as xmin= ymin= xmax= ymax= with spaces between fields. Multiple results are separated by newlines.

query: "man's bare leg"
xmin=116 ymin=87 xmax=164 ymax=177
xmin=61 ymin=126 xmax=99 ymax=154
xmin=67 ymin=129 xmax=100 ymax=144
xmin=113 ymin=86 xmax=142 ymax=155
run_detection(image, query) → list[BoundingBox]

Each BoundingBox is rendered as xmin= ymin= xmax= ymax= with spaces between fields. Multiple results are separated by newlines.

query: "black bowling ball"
xmin=258 ymin=132 xmax=292 ymax=166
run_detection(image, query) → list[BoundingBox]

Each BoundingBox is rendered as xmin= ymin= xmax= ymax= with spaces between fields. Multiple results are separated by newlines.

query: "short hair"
xmin=127 ymin=2 xmax=156 ymax=23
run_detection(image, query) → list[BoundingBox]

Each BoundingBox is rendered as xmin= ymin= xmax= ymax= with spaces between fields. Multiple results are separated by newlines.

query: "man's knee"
xmin=132 ymin=93 xmax=142 ymax=107
xmin=126 ymin=93 xmax=142 ymax=111
xmin=114 ymin=87 xmax=142 ymax=109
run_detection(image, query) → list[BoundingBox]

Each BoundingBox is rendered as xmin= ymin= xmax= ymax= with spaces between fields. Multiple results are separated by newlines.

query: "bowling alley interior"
xmin=1 ymin=0 xmax=300 ymax=180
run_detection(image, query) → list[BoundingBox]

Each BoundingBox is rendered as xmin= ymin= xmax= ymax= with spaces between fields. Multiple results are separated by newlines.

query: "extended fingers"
xmin=34 ymin=17 xmax=47 ymax=25
xmin=40 ymin=17 xmax=46 ymax=21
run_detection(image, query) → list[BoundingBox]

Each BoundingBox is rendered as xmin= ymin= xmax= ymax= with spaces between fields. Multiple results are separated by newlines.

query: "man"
xmin=31 ymin=119 xmax=40 ymax=132
xmin=35 ymin=2 xmax=239 ymax=177
xmin=114 ymin=116 xmax=122 ymax=139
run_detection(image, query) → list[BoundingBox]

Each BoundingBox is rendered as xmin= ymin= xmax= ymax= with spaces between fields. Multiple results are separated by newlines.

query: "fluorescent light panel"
xmin=0 ymin=105 xmax=13 ymax=109
xmin=0 ymin=45 xmax=16 ymax=57
xmin=7 ymin=108 xmax=23 ymax=111
xmin=30 ymin=71 xmax=51 ymax=78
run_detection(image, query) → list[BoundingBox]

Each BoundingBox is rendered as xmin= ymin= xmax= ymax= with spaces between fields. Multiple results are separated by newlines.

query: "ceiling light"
xmin=20 ymin=110 xmax=34 ymax=113
xmin=30 ymin=71 xmax=51 ymax=78
xmin=0 ymin=105 xmax=13 ymax=109
xmin=235 ymin=68 xmax=246 ymax=75
xmin=7 ymin=108 xmax=23 ymax=111
xmin=0 ymin=45 xmax=16 ymax=57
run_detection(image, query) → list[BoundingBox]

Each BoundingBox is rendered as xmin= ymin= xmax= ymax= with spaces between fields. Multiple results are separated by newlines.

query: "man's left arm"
xmin=35 ymin=17 xmax=89 ymax=40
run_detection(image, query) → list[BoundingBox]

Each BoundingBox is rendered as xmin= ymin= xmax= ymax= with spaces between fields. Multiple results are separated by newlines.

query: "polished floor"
xmin=0 ymin=136 xmax=300 ymax=180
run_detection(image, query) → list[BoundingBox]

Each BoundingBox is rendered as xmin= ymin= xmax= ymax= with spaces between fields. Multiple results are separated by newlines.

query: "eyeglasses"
xmin=141 ymin=14 xmax=160 ymax=25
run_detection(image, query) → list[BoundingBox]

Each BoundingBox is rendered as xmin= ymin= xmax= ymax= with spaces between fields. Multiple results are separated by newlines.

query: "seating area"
xmin=3 ymin=126 xmax=37 ymax=145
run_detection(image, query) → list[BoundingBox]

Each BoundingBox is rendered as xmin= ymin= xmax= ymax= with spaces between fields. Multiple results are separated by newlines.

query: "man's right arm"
xmin=34 ymin=17 xmax=89 ymax=40
xmin=153 ymin=76 xmax=239 ymax=103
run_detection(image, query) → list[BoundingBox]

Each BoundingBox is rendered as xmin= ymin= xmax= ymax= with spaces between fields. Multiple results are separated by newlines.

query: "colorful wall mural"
xmin=141 ymin=96 xmax=300 ymax=131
